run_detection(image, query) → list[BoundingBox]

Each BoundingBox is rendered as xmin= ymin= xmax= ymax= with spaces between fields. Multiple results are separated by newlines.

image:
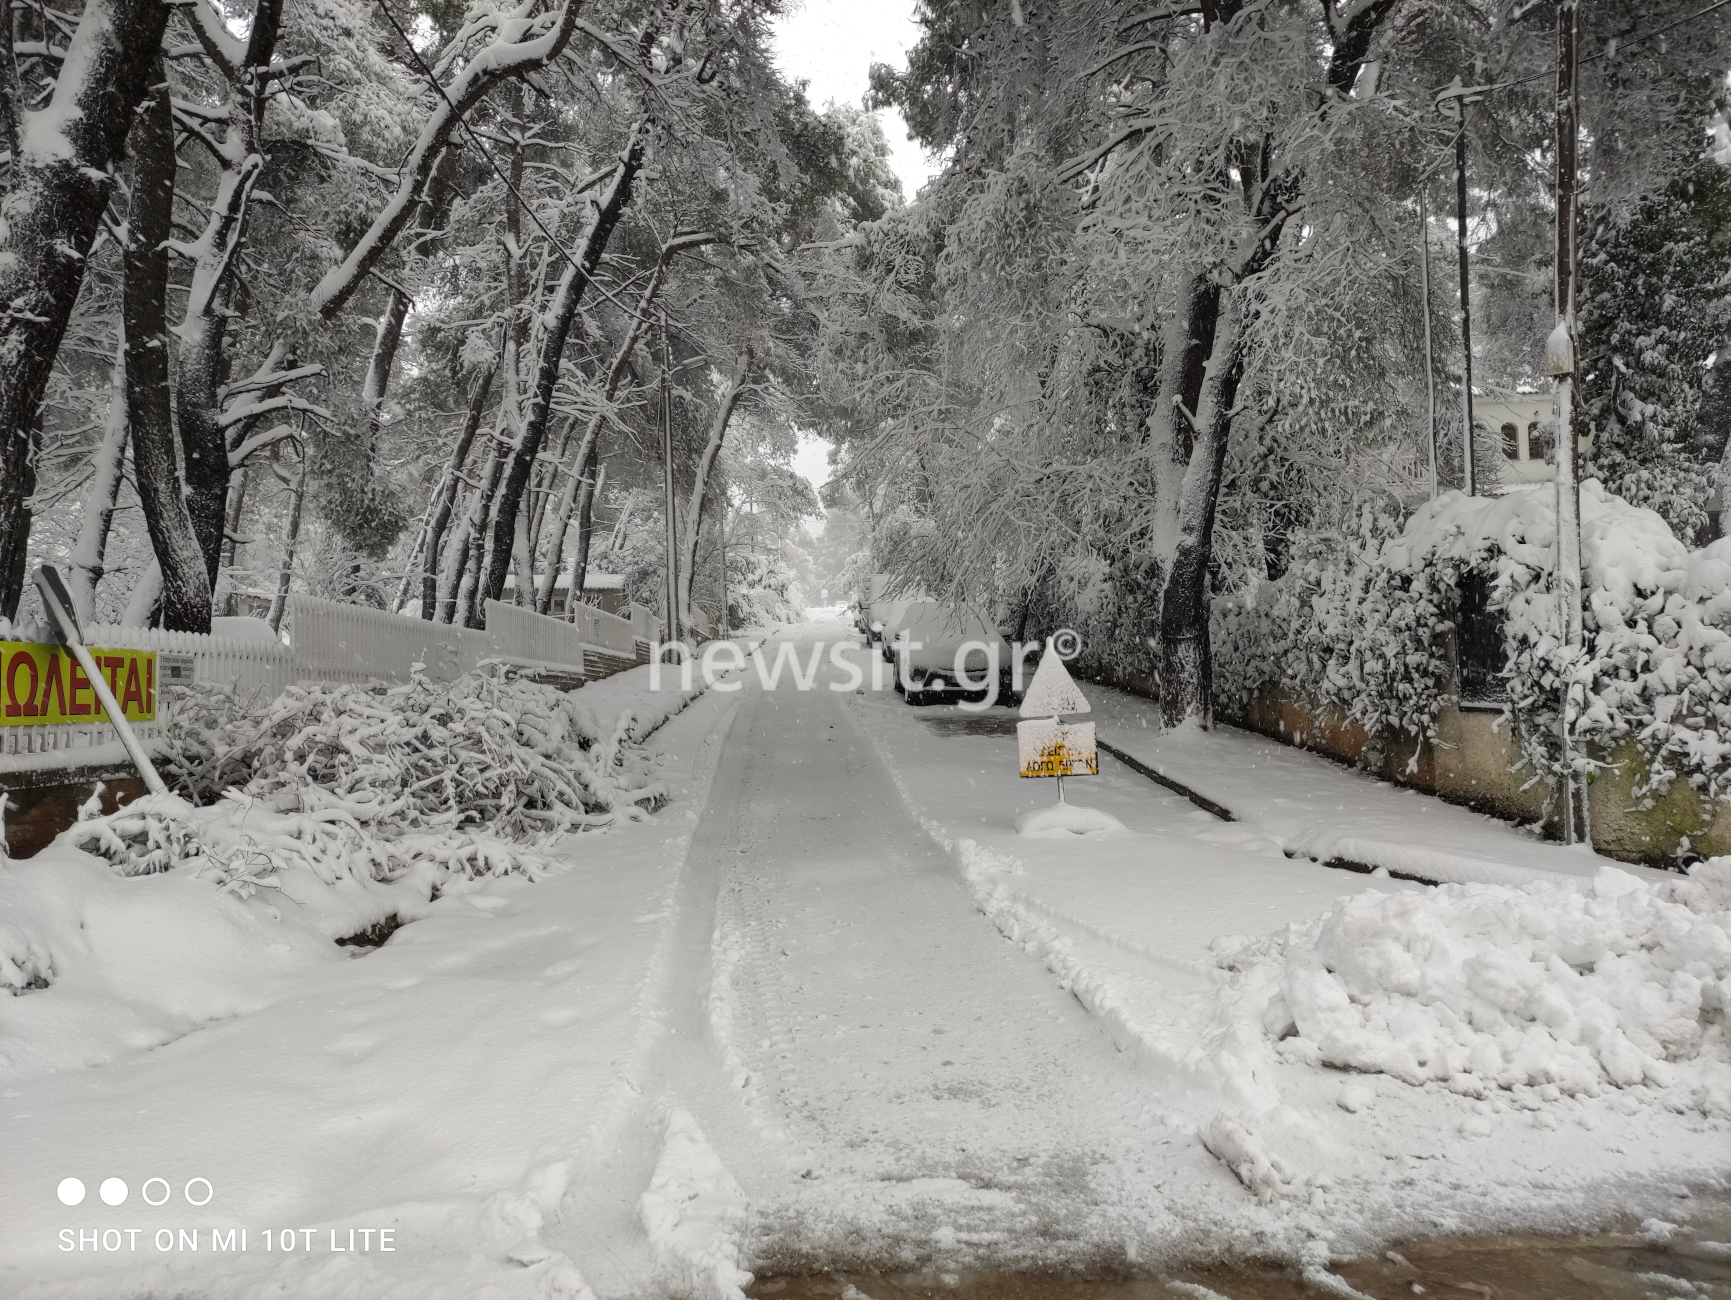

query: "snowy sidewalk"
xmin=0 ymin=666 xmax=741 ymax=1300
xmin=1087 ymin=684 xmax=1673 ymax=888
xmin=844 ymin=669 xmax=1729 ymax=1253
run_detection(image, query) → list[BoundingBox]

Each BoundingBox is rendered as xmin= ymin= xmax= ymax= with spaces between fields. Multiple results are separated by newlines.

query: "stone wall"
xmin=1238 ymin=686 xmax=1730 ymax=864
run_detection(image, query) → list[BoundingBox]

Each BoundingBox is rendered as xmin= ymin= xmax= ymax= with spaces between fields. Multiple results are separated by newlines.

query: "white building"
xmin=1476 ymin=394 xmax=1592 ymax=490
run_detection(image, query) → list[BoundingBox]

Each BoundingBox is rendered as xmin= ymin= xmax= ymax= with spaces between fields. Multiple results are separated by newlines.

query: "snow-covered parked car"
xmin=874 ymin=597 xmax=917 ymax=658
xmin=888 ymin=601 xmax=1014 ymax=704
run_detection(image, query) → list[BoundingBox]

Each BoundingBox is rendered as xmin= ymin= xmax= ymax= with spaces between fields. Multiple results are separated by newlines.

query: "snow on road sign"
xmin=1019 ymin=643 xmax=1089 ymax=718
xmin=1017 ymin=717 xmax=1098 ymax=778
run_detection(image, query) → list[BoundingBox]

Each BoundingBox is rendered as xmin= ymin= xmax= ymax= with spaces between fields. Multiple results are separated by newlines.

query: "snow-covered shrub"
xmin=1385 ymin=484 xmax=1731 ymax=807
xmin=1235 ymin=861 xmax=1731 ymax=1115
xmin=1213 ymin=504 xmax=1455 ymax=748
xmin=1215 ymin=482 xmax=1731 ymax=812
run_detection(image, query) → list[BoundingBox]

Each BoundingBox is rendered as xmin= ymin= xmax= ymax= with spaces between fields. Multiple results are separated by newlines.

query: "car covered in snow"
xmin=887 ymin=601 xmax=1014 ymax=704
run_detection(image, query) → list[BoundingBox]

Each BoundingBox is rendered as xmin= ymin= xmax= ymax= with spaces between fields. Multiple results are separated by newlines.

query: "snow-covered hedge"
xmin=1229 ymin=861 xmax=1731 ymax=1115
xmin=1215 ymin=482 xmax=1731 ymax=812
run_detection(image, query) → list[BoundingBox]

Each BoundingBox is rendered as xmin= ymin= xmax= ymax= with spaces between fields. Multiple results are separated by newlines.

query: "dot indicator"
xmin=99 ymin=1177 xmax=127 ymax=1206
xmin=57 ymin=1178 xmax=85 ymax=1206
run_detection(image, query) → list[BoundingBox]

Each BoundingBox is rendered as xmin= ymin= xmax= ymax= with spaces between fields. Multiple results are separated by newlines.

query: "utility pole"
xmin=660 ymin=313 xmax=680 ymax=647
xmin=1437 ymin=79 xmax=1479 ymax=495
xmin=1419 ymin=185 xmax=1439 ymax=499
xmin=1452 ymin=107 xmax=1475 ymax=495
xmin=1548 ymin=0 xmax=1589 ymax=846
xmin=718 ymin=513 xmax=729 ymax=640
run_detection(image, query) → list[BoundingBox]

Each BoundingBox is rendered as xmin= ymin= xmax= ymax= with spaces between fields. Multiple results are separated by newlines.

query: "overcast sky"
xmin=770 ymin=0 xmax=939 ymax=227
xmin=769 ymin=1 xmax=938 ymax=512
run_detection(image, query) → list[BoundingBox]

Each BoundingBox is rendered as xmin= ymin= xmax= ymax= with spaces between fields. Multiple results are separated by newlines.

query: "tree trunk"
xmin=481 ymin=121 xmax=647 ymax=607
xmin=219 ymin=464 xmax=252 ymax=615
xmin=67 ymin=348 xmax=131 ymax=626
xmin=121 ymin=563 xmax=162 ymax=629
xmin=1158 ymin=287 xmax=1246 ymax=729
xmin=174 ymin=0 xmax=285 ymax=587
xmin=0 ymin=0 xmax=172 ymax=602
xmin=678 ymin=350 xmax=750 ymax=631
xmin=266 ymin=443 xmax=306 ymax=634
xmin=357 ymin=147 xmax=460 ymax=491
xmin=534 ymin=418 xmax=589 ymax=613
xmin=444 ymin=430 xmax=508 ymax=627
xmin=566 ymin=439 xmax=603 ymax=619
xmin=423 ymin=357 xmax=497 ymax=618
xmin=1145 ymin=271 xmax=1218 ymax=571
xmin=0 ymin=419 xmax=39 ymax=622
xmin=124 ymin=66 xmax=214 ymax=633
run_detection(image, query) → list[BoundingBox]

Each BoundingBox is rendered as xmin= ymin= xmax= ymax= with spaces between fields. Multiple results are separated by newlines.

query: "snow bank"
xmin=1235 ymin=859 xmax=1731 ymax=1112
xmin=1 ymin=666 xmax=708 ymax=1082
xmin=639 ymin=1109 xmax=752 ymax=1300
xmin=0 ymin=843 xmax=366 ymax=1076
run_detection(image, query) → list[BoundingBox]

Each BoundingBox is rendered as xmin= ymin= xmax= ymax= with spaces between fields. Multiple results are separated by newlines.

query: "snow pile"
xmin=0 ymin=846 xmax=359 ymax=1075
xmin=167 ymin=669 xmax=669 ymax=841
xmin=1014 ymin=800 xmax=1125 ymax=836
xmin=1239 ymin=860 xmax=1731 ymax=1113
xmin=1215 ymin=483 xmax=1731 ymax=812
xmin=638 ymin=1109 xmax=752 ymax=1300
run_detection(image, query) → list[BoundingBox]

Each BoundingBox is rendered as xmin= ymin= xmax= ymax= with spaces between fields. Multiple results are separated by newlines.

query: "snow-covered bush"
xmin=1387 ymin=484 xmax=1731 ymax=807
xmin=1233 ymin=861 xmax=1731 ymax=1115
xmin=1213 ymin=505 xmax=1455 ymax=750
xmin=1215 ymin=482 xmax=1731 ymax=813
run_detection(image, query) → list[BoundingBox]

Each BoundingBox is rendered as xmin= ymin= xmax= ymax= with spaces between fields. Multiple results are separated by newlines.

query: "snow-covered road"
xmin=4 ymin=616 xmax=1727 ymax=1299
xmin=654 ymin=666 xmax=1174 ymax=1269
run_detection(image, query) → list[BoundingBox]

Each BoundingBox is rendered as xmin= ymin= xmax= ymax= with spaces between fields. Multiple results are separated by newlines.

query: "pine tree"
xmin=1581 ymin=163 xmax=1731 ymax=543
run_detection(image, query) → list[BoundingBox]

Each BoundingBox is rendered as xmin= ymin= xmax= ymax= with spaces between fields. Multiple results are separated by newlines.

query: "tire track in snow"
xmin=705 ymin=670 xmax=1173 ymax=1272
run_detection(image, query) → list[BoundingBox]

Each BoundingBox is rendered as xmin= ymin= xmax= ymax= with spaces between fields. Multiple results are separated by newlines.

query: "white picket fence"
xmin=1 ymin=594 xmax=658 ymax=776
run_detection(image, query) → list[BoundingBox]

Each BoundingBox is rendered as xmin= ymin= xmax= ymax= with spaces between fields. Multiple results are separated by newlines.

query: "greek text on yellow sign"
xmin=1016 ymin=719 xmax=1098 ymax=778
xmin=0 ymin=642 xmax=157 ymax=725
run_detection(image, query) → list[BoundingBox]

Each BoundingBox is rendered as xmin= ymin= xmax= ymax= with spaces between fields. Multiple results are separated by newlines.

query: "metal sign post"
xmin=32 ymin=566 xmax=167 ymax=796
xmin=1436 ymin=78 xmax=1484 ymax=496
xmin=1012 ymin=640 xmax=1121 ymax=836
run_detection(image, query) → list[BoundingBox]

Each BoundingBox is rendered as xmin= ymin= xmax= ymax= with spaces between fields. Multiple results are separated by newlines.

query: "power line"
xmin=371 ymin=0 xmax=642 ymax=321
xmin=1461 ymin=0 xmax=1731 ymax=98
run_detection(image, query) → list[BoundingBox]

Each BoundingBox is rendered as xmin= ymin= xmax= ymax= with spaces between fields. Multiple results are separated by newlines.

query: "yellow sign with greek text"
xmin=0 ymin=642 xmax=156 ymax=725
xmin=1017 ymin=718 xmax=1097 ymax=778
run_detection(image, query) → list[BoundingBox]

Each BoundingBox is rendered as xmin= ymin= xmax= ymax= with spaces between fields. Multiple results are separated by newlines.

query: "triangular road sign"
xmin=1019 ymin=643 xmax=1090 ymax=717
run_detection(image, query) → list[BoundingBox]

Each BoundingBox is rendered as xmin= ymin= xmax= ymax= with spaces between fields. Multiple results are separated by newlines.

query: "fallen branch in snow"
xmin=164 ymin=668 xmax=667 ymax=842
